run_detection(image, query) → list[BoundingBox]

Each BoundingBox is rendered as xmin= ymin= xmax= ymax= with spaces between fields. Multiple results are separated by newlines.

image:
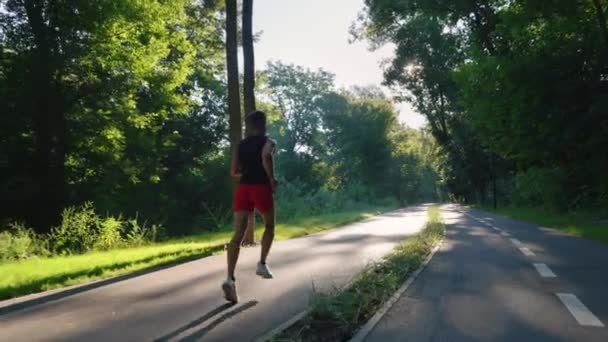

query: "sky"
xmin=252 ymin=0 xmax=426 ymax=129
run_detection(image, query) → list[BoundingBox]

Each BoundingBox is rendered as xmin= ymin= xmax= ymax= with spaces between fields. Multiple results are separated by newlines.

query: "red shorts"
xmin=233 ymin=184 xmax=274 ymax=214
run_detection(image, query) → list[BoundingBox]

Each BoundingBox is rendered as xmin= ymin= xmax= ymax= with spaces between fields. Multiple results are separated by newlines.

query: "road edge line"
xmin=255 ymin=271 xmax=364 ymax=342
xmin=348 ymin=240 xmax=444 ymax=342
xmin=254 ymin=310 xmax=309 ymax=342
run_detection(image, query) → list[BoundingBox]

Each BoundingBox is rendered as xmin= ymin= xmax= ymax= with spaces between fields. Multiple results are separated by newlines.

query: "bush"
xmin=94 ymin=216 xmax=124 ymax=251
xmin=122 ymin=218 xmax=165 ymax=246
xmin=513 ymin=167 xmax=567 ymax=209
xmin=274 ymin=180 xmax=391 ymax=221
xmin=49 ymin=202 xmax=164 ymax=255
xmin=0 ymin=223 xmax=49 ymax=261
xmin=49 ymin=202 xmax=102 ymax=254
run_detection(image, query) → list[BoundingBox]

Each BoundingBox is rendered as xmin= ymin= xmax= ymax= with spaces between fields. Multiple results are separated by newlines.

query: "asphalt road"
xmin=0 ymin=205 xmax=430 ymax=342
xmin=365 ymin=206 xmax=608 ymax=341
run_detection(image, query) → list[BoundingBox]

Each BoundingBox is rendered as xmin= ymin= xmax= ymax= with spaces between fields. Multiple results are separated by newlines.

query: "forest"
xmin=355 ymin=0 xmax=608 ymax=209
xmin=1 ymin=0 xmax=607 ymax=259
xmin=1 ymin=0 xmax=442 ymax=260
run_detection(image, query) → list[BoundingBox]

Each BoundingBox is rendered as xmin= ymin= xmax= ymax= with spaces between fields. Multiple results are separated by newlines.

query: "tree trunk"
xmin=225 ymin=0 xmax=242 ymax=149
xmin=24 ymin=0 xmax=67 ymax=230
xmin=242 ymin=0 xmax=256 ymax=117
xmin=225 ymin=0 xmax=245 ymax=240
xmin=242 ymin=0 xmax=257 ymax=245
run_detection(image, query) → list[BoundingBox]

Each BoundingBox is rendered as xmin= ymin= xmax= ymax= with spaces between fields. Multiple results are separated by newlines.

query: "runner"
xmin=222 ymin=110 xmax=278 ymax=303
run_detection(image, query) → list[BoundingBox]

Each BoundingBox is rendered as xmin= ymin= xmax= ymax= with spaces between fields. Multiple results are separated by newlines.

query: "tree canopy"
xmin=355 ymin=0 xmax=608 ymax=208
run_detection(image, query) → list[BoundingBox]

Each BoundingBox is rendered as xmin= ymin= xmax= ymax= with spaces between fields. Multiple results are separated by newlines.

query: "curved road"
xmin=0 ymin=205 xmax=430 ymax=342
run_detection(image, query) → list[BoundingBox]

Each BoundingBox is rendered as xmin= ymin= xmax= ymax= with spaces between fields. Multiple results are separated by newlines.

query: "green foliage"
xmin=264 ymin=61 xmax=335 ymax=155
xmin=275 ymin=180 xmax=390 ymax=221
xmin=513 ymin=167 xmax=567 ymax=210
xmin=0 ymin=0 xmax=226 ymax=232
xmin=50 ymin=203 xmax=102 ymax=255
xmin=356 ymin=0 xmax=608 ymax=210
xmin=1 ymin=0 xmax=440 ymax=247
xmin=46 ymin=202 xmax=163 ymax=256
xmin=320 ymin=93 xmax=396 ymax=193
xmin=0 ymin=223 xmax=49 ymax=261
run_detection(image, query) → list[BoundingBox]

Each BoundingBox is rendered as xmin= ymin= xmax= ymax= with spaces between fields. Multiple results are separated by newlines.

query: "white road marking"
xmin=520 ymin=247 xmax=535 ymax=256
xmin=533 ymin=263 xmax=556 ymax=278
xmin=556 ymin=293 xmax=605 ymax=327
xmin=510 ymin=238 xmax=523 ymax=247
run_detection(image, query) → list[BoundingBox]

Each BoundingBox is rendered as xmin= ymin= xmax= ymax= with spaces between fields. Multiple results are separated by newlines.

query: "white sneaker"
xmin=222 ymin=279 xmax=238 ymax=303
xmin=256 ymin=262 xmax=274 ymax=279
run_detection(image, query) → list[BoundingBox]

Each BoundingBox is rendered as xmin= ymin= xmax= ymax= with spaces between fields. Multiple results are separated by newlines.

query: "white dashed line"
xmin=556 ymin=293 xmax=605 ymax=327
xmin=520 ymin=247 xmax=535 ymax=256
xmin=533 ymin=263 xmax=556 ymax=278
xmin=510 ymin=238 xmax=523 ymax=247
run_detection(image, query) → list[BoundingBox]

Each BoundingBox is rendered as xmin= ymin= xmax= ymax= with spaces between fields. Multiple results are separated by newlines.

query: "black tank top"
xmin=239 ymin=135 xmax=269 ymax=184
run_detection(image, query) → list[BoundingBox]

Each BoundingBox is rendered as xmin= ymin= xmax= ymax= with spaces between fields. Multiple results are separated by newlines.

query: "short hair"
xmin=245 ymin=110 xmax=267 ymax=132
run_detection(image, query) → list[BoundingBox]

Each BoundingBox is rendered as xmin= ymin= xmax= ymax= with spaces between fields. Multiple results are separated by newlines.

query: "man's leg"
xmin=227 ymin=211 xmax=250 ymax=280
xmin=260 ymin=207 xmax=275 ymax=264
xmin=241 ymin=211 xmax=256 ymax=246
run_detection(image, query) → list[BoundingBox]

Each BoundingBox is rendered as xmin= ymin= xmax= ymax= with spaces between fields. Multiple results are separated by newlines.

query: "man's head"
xmin=245 ymin=110 xmax=267 ymax=135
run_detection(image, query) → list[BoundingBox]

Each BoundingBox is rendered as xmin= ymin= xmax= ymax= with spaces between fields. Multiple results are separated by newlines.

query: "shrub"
xmin=94 ymin=216 xmax=124 ymax=251
xmin=274 ymin=180 xmax=390 ymax=221
xmin=49 ymin=202 xmax=101 ymax=254
xmin=122 ymin=217 xmax=164 ymax=246
xmin=0 ymin=223 xmax=49 ymax=261
xmin=49 ymin=202 xmax=163 ymax=254
xmin=513 ymin=167 xmax=566 ymax=209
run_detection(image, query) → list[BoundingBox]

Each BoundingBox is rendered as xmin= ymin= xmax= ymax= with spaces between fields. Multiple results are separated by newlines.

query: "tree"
xmin=242 ymin=0 xmax=256 ymax=245
xmin=353 ymin=0 xmax=492 ymax=202
xmin=356 ymin=0 xmax=608 ymax=209
xmin=320 ymin=92 xmax=396 ymax=194
xmin=1 ymin=0 xmax=210 ymax=230
xmin=260 ymin=62 xmax=335 ymax=187
xmin=225 ymin=0 xmax=242 ymax=152
xmin=264 ymin=62 xmax=334 ymax=155
xmin=242 ymin=0 xmax=257 ymax=117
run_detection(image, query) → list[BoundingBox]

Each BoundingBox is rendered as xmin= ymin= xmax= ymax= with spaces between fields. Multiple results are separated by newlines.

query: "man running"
xmin=222 ymin=110 xmax=277 ymax=303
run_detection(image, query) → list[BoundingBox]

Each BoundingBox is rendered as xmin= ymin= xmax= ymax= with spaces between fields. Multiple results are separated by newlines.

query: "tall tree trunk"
xmin=225 ymin=0 xmax=242 ymax=149
xmin=242 ymin=0 xmax=256 ymax=117
xmin=242 ymin=0 xmax=257 ymax=245
xmin=225 ymin=0 xmax=244 ymax=241
xmin=24 ymin=0 xmax=67 ymax=230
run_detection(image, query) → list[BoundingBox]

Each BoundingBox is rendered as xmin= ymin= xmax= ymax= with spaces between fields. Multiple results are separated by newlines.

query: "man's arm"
xmin=231 ymin=145 xmax=242 ymax=178
xmin=262 ymin=139 xmax=277 ymax=191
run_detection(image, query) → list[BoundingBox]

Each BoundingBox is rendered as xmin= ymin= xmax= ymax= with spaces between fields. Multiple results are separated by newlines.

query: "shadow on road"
xmin=154 ymin=300 xmax=258 ymax=342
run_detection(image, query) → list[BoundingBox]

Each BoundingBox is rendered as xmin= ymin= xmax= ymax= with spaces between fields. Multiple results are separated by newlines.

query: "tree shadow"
xmin=153 ymin=300 xmax=258 ymax=342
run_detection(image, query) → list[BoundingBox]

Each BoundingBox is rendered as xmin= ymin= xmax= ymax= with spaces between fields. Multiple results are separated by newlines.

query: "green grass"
xmin=273 ymin=207 xmax=445 ymax=342
xmin=480 ymin=206 xmax=608 ymax=245
xmin=0 ymin=205 xmax=394 ymax=301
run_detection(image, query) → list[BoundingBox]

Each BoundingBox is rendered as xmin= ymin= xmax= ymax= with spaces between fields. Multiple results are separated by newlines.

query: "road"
xmin=365 ymin=206 xmax=608 ymax=341
xmin=0 ymin=205 xmax=430 ymax=342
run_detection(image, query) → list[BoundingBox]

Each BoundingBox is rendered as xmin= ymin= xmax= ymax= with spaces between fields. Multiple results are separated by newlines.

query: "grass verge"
xmin=0 ymin=205 xmax=394 ymax=301
xmin=479 ymin=206 xmax=608 ymax=245
xmin=272 ymin=207 xmax=445 ymax=342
